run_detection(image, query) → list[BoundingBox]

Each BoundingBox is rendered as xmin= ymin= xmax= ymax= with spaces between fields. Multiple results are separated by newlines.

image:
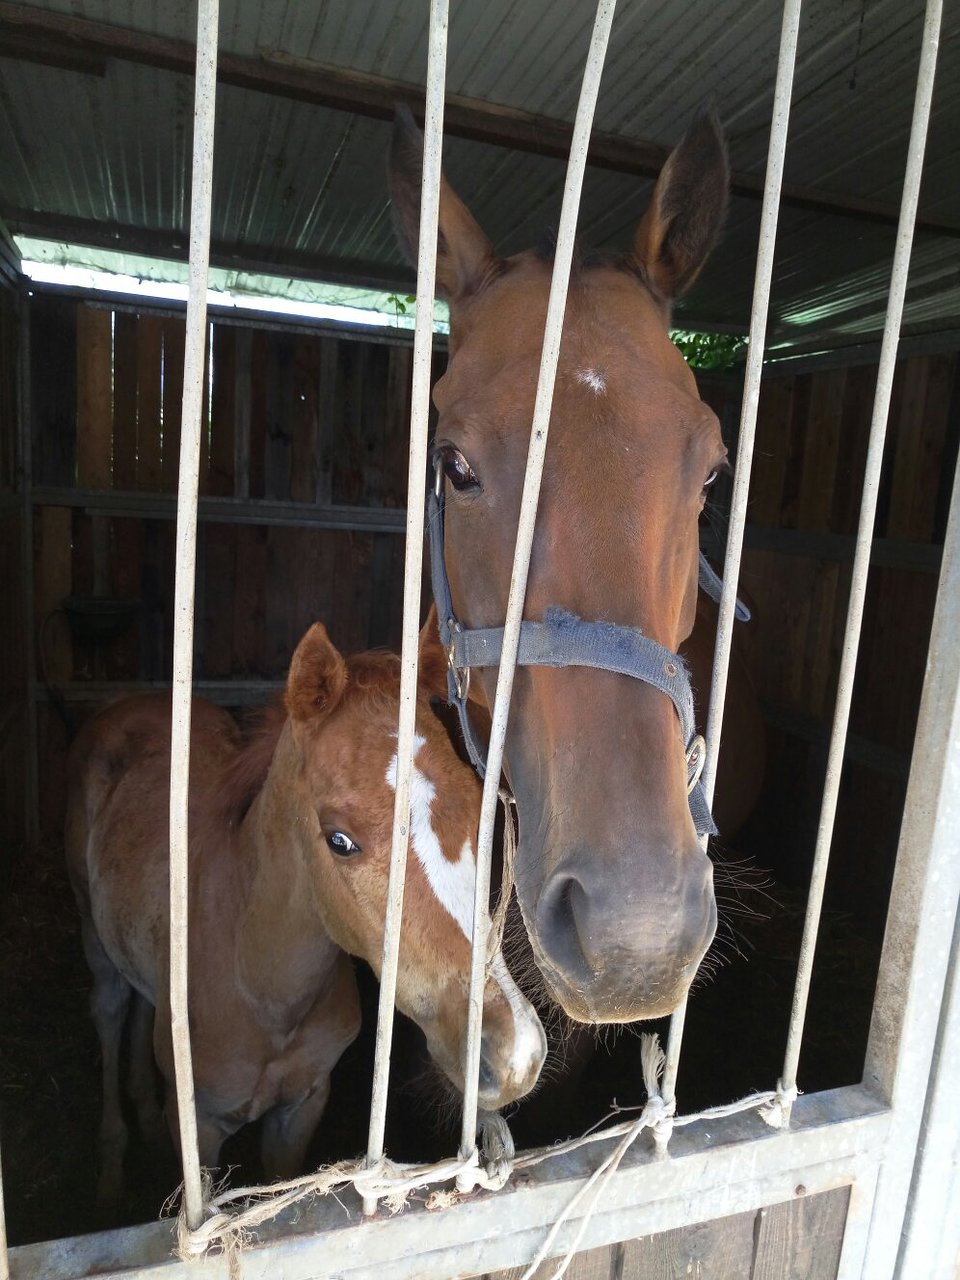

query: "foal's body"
xmin=67 ymin=626 xmax=545 ymax=1201
xmin=68 ymin=695 xmax=357 ymax=1195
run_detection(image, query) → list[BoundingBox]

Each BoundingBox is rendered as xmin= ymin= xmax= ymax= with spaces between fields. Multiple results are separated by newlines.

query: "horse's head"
xmin=391 ymin=109 xmax=730 ymax=1023
xmin=280 ymin=622 xmax=546 ymax=1108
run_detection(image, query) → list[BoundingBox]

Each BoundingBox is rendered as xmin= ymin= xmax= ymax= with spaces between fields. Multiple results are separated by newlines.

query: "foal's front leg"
xmin=260 ymin=1075 xmax=332 ymax=1180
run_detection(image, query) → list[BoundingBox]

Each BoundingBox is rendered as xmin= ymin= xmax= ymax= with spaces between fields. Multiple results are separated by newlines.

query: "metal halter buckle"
xmin=446 ymin=620 xmax=471 ymax=701
xmin=686 ymin=734 xmax=706 ymax=794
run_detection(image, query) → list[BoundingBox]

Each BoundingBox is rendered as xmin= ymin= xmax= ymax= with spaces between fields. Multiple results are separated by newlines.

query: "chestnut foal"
xmin=66 ymin=623 xmax=546 ymax=1202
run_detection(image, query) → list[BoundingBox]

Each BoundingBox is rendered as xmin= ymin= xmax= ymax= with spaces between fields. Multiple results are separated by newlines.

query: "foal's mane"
xmin=197 ymin=649 xmax=404 ymax=845
xmin=200 ymin=699 xmax=287 ymax=841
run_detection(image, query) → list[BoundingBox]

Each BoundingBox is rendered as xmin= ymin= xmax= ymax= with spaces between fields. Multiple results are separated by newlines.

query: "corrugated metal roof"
xmin=0 ymin=0 xmax=957 ymax=350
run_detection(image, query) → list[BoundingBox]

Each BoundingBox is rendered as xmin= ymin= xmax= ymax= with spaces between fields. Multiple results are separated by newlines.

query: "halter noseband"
xmin=427 ymin=459 xmax=748 ymax=839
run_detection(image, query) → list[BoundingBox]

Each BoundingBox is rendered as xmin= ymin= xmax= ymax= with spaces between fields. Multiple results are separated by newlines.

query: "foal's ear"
xmin=285 ymin=624 xmax=348 ymax=724
xmin=390 ymin=105 xmax=499 ymax=302
xmin=628 ymin=107 xmax=729 ymax=302
xmin=417 ymin=605 xmax=450 ymax=701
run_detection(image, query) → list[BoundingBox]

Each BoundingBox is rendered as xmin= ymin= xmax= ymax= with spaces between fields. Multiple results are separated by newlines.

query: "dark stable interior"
xmin=1 ymin=294 xmax=956 ymax=1246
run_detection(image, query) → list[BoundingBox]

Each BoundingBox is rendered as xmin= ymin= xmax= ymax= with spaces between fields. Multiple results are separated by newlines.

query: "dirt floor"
xmin=0 ymin=835 xmax=880 ymax=1250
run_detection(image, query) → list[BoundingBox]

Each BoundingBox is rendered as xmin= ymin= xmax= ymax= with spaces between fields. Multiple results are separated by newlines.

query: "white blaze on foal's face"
xmin=385 ymin=733 xmax=476 ymax=939
xmin=385 ymin=732 xmax=547 ymax=1095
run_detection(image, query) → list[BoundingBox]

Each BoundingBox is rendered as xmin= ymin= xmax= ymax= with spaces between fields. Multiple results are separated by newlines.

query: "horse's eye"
xmin=326 ymin=831 xmax=362 ymax=858
xmin=703 ymin=469 xmax=719 ymax=490
xmin=438 ymin=445 xmax=481 ymax=493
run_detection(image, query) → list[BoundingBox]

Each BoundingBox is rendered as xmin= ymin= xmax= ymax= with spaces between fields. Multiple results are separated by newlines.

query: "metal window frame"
xmin=4 ymin=0 xmax=959 ymax=1274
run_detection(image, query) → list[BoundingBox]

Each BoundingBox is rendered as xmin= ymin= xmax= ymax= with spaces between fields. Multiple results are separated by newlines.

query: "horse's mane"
xmin=194 ymin=699 xmax=288 ymax=846
xmin=193 ymin=650 xmax=405 ymax=847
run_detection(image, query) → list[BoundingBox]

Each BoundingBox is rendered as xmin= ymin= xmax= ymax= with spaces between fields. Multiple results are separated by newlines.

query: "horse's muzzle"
xmin=529 ymin=846 xmax=717 ymax=1023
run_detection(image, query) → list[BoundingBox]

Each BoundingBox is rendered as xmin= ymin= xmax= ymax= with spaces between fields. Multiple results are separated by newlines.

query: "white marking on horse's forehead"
xmin=576 ymin=368 xmax=606 ymax=394
xmin=385 ymin=735 xmax=476 ymax=940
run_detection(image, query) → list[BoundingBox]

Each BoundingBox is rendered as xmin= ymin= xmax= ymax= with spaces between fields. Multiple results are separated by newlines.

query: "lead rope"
xmin=488 ymin=788 xmax=518 ymax=965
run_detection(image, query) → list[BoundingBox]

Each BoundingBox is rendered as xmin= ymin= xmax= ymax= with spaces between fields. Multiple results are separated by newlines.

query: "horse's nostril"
xmin=536 ymin=873 xmax=592 ymax=983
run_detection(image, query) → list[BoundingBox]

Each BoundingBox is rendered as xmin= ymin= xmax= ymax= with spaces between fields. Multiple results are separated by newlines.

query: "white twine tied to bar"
xmin=173 ymin=1114 xmax=516 ymax=1273
xmin=509 ymin=1040 xmax=800 ymax=1280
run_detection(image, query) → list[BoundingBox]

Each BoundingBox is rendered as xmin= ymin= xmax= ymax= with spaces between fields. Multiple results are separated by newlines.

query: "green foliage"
xmin=386 ymin=293 xmax=418 ymax=324
xmin=671 ymin=329 xmax=747 ymax=371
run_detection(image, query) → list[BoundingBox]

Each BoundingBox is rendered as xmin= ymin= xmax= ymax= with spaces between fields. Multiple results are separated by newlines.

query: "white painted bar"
xmin=895 ymin=888 xmax=960 ymax=1279
xmin=167 ymin=0 xmax=220 ymax=1233
xmin=0 ymin=1133 xmax=9 ymax=1280
xmin=779 ymin=0 xmax=942 ymax=1114
xmin=364 ymin=0 xmax=449 ymax=1215
xmin=457 ymin=0 xmax=619 ymax=1171
xmin=661 ymin=0 xmax=805 ymax=1114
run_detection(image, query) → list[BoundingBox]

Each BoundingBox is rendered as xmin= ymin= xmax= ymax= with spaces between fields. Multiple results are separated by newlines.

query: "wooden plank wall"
xmin=0 ymin=276 xmax=27 ymax=850
xmin=479 ymin=1185 xmax=850 ymax=1280
xmin=727 ymin=351 xmax=960 ymax=935
xmin=27 ymin=294 xmax=423 ymax=836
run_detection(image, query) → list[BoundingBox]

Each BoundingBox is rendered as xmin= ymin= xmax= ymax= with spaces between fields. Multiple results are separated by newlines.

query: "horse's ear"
xmin=628 ymin=107 xmax=729 ymax=303
xmin=390 ymin=105 xmax=499 ymax=302
xmin=285 ymin=623 xmax=348 ymax=724
xmin=417 ymin=604 xmax=450 ymax=701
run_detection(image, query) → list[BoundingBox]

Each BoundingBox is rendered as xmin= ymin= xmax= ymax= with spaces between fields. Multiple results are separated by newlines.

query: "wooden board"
xmin=208 ymin=323 xmax=236 ymax=497
xmin=30 ymin=294 xmax=77 ymax=486
xmin=75 ymin=305 xmax=112 ymax=489
xmin=291 ymin=333 xmax=321 ymax=503
xmin=160 ymin=316 xmax=186 ymax=493
xmin=751 ymin=1185 xmax=850 ymax=1279
xmin=34 ymin=505 xmax=72 ymax=683
xmin=112 ymin=311 xmax=138 ymax=490
xmin=480 ymin=1187 xmax=850 ymax=1280
xmin=135 ymin=314 xmax=163 ymax=491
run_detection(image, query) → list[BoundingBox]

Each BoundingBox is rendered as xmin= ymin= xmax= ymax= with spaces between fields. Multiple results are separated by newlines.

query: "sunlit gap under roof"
xmin=16 ymin=239 xmax=749 ymax=370
xmin=15 ymin=237 xmax=451 ymax=335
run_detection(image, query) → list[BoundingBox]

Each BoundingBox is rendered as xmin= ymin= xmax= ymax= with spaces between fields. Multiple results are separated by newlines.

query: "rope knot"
xmin=478 ymin=1109 xmax=516 ymax=1190
xmin=759 ymin=1080 xmax=799 ymax=1129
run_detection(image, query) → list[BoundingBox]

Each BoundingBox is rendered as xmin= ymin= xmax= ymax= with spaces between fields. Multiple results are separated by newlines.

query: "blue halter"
xmin=427 ymin=460 xmax=747 ymax=839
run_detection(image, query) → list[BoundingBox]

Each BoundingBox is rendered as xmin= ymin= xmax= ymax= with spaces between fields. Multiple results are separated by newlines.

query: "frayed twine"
xmin=758 ymin=1080 xmax=800 ymax=1130
xmin=172 ymin=1035 xmax=799 ymax=1274
xmin=172 ymin=1118 xmax=515 ymax=1266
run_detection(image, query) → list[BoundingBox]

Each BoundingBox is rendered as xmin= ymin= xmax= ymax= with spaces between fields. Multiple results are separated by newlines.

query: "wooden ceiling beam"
xmin=0 ymin=2 xmax=957 ymax=238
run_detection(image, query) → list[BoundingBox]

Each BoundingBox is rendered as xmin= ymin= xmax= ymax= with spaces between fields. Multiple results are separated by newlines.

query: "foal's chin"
xmin=425 ymin=1032 xmax=546 ymax=1112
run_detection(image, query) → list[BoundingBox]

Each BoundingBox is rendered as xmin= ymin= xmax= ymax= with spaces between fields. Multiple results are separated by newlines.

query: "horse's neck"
xmin=233 ymin=730 xmax=342 ymax=1026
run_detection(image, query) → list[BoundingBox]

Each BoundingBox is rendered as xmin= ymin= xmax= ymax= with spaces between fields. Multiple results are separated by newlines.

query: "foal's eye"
xmin=326 ymin=831 xmax=362 ymax=858
xmin=436 ymin=444 xmax=481 ymax=493
xmin=703 ymin=470 xmax=719 ymax=490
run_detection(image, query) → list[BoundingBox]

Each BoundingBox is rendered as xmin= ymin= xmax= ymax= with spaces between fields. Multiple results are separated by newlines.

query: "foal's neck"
xmin=233 ymin=725 xmax=342 ymax=1024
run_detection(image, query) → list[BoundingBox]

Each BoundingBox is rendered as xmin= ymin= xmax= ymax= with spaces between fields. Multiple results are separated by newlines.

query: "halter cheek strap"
xmin=427 ymin=466 xmax=748 ymax=839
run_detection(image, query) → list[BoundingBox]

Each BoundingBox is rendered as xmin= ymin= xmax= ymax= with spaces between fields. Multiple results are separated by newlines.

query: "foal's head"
xmin=392 ymin=109 xmax=730 ymax=1023
xmin=277 ymin=623 xmax=546 ymax=1109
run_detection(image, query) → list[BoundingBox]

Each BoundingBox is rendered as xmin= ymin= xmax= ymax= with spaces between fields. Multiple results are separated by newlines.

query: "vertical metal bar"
xmin=457 ymin=0 xmax=618 ymax=1177
xmin=168 ymin=0 xmax=220 ymax=1233
xmin=363 ymin=0 xmax=448 ymax=1216
xmin=778 ymin=0 xmax=941 ymax=1117
xmin=0 ymin=1137 xmax=8 ymax=1280
xmin=896 ymin=894 xmax=960 ymax=1280
xmin=861 ymin=451 xmax=960 ymax=1278
xmin=660 ymin=0 xmax=804 ymax=1114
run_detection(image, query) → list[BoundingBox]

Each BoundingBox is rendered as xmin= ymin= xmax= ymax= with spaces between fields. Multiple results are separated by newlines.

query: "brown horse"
xmin=392 ymin=108 xmax=748 ymax=1025
xmin=65 ymin=623 xmax=546 ymax=1202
